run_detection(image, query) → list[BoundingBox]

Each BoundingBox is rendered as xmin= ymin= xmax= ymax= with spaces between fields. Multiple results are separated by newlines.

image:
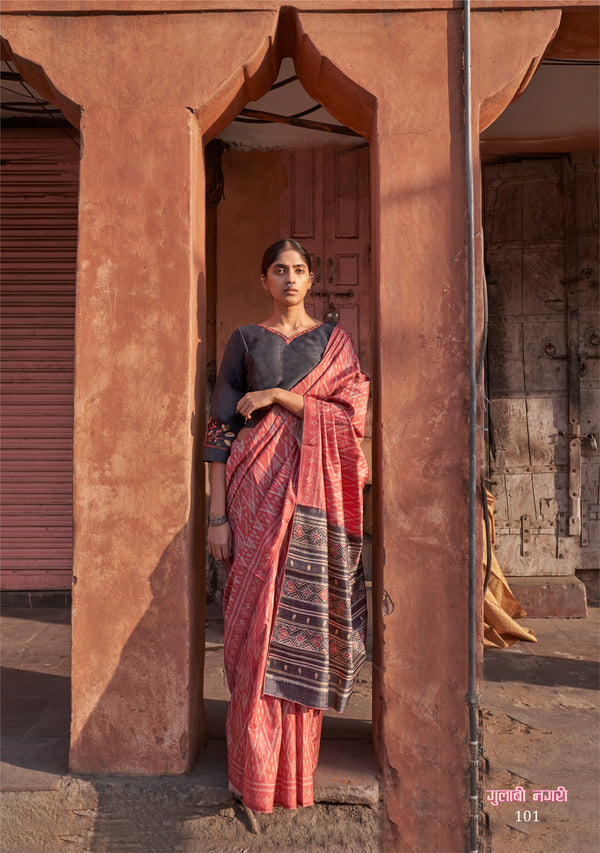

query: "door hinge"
xmin=581 ymin=503 xmax=600 ymax=548
xmin=556 ymin=512 xmax=568 ymax=558
xmin=521 ymin=515 xmax=530 ymax=557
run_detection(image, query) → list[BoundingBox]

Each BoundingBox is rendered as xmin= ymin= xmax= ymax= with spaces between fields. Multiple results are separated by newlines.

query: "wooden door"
xmin=321 ymin=146 xmax=371 ymax=376
xmin=484 ymin=154 xmax=599 ymax=578
xmin=282 ymin=145 xmax=371 ymax=378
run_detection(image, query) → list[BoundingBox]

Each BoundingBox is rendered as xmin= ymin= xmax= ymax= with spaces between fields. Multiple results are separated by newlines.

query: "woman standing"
xmin=202 ymin=238 xmax=369 ymax=814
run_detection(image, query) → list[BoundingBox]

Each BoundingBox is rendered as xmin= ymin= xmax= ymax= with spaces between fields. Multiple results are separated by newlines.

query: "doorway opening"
xmin=201 ymin=55 xmax=376 ymax=752
xmin=482 ymin=153 xmax=599 ymax=611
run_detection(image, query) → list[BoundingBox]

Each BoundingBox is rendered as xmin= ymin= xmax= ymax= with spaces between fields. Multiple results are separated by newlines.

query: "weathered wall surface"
xmin=288 ymin=7 xmax=559 ymax=848
xmin=483 ymin=152 xmax=599 ymax=620
xmin=0 ymin=2 xmax=565 ymax=850
xmin=1 ymin=7 xmax=283 ymax=776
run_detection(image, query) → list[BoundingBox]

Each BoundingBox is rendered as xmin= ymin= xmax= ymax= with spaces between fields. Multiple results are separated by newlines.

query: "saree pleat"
xmin=223 ymin=326 xmax=369 ymax=813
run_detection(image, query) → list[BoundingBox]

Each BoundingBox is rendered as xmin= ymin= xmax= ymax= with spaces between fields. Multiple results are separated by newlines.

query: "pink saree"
xmin=223 ymin=325 xmax=370 ymax=813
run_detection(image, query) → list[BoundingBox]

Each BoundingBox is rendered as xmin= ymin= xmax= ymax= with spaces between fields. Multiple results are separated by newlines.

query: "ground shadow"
xmin=70 ymin=524 xmax=204 ymax=775
xmin=203 ymin=697 xmax=229 ymax=739
xmin=1 ymin=666 xmax=70 ymax=780
xmin=0 ymin=606 xmax=71 ymax=625
xmin=484 ymin=651 xmax=600 ymax=690
xmin=1 ymin=667 xmax=70 ymax=736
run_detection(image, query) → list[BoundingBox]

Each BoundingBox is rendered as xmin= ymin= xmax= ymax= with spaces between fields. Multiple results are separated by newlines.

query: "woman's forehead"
xmin=271 ymin=249 xmax=308 ymax=268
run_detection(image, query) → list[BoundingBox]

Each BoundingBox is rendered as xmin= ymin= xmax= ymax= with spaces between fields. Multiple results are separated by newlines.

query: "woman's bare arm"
xmin=235 ymin=388 xmax=304 ymax=420
xmin=207 ymin=461 xmax=232 ymax=560
xmin=208 ymin=388 xmax=303 ymax=560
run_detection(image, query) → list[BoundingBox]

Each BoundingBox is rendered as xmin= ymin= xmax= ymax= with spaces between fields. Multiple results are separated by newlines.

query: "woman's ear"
xmin=260 ymin=275 xmax=267 ymax=290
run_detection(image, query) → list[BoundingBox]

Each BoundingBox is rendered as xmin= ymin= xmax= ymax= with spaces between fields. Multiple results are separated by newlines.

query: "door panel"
xmin=335 ymin=254 xmax=360 ymax=287
xmin=333 ymin=147 xmax=360 ymax=238
xmin=487 ymin=317 xmax=524 ymax=393
xmin=522 ymin=320 xmax=568 ymax=391
xmin=522 ymin=246 xmax=566 ymax=314
xmin=491 ymin=398 xmax=530 ymax=466
xmin=526 ymin=396 xmax=568 ymax=467
xmin=484 ymin=154 xmax=599 ymax=578
xmin=284 ymin=145 xmax=371 ymax=435
xmin=289 ymin=148 xmax=322 ymax=242
xmin=323 ymin=147 xmax=370 ymax=375
xmin=505 ymin=473 xmax=537 ymax=522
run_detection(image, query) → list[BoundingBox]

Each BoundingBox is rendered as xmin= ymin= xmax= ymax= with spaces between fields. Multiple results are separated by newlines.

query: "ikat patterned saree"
xmin=222 ymin=324 xmax=369 ymax=811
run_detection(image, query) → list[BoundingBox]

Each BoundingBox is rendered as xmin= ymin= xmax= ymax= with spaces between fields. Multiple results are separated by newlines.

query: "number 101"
xmin=516 ymin=810 xmax=539 ymax=822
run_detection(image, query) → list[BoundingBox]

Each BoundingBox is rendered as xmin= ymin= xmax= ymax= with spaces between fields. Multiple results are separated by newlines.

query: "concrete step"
xmin=507 ymin=575 xmax=588 ymax=617
xmin=1 ymin=739 xmax=380 ymax=853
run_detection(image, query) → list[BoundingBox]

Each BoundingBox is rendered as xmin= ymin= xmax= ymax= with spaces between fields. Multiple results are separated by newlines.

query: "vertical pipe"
xmin=464 ymin=1 xmax=480 ymax=852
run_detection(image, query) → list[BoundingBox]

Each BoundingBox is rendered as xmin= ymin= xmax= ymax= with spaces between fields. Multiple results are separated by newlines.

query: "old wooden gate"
xmin=483 ymin=153 xmax=599 ymax=608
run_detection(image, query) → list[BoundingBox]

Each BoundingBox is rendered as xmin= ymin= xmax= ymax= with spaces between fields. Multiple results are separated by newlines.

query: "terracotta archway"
xmin=0 ymin=3 xmax=565 ymax=850
xmin=199 ymin=3 xmax=379 ymax=756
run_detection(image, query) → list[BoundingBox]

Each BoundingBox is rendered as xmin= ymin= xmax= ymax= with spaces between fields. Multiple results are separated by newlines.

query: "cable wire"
xmin=464 ymin=2 xmax=481 ymax=852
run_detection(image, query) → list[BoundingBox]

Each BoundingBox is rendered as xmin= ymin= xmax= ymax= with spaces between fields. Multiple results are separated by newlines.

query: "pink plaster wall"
xmin=1 ymin=6 xmax=283 ymax=775
xmin=0 ymin=2 xmax=564 ymax=848
xmin=290 ymin=7 xmax=561 ymax=848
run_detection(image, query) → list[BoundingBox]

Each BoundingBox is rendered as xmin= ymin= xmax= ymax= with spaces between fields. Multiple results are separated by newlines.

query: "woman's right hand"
xmin=207 ymin=520 xmax=232 ymax=561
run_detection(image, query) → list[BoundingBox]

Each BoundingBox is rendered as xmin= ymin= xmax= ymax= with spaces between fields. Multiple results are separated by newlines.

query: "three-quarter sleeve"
xmin=202 ymin=329 xmax=247 ymax=463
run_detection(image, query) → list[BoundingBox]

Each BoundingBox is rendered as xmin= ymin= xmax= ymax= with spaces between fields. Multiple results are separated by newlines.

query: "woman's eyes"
xmin=273 ymin=267 xmax=307 ymax=274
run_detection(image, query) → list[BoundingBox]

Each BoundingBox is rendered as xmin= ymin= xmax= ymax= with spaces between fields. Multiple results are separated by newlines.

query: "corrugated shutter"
xmin=1 ymin=128 xmax=79 ymax=589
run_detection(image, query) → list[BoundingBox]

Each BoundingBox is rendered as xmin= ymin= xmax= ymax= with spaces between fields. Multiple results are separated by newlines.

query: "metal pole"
xmin=464 ymin=2 xmax=480 ymax=851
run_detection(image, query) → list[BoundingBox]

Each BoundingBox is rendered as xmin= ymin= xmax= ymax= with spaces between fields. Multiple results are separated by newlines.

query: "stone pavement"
xmin=482 ymin=606 xmax=599 ymax=853
xmin=1 ymin=604 xmax=598 ymax=851
xmin=0 ymin=605 xmax=380 ymax=852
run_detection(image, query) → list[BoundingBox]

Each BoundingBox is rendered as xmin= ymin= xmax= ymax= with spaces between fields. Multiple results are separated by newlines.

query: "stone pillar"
xmin=1 ymin=0 xmax=562 ymax=838
xmin=69 ymin=108 xmax=206 ymax=773
xmin=295 ymin=6 xmax=561 ymax=849
xmin=0 ymin=6 xmax=279 ymax=774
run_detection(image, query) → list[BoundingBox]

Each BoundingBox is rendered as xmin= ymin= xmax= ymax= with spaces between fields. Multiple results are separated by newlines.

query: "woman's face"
xmin=261 ymin=249 xmax=313 ymax=307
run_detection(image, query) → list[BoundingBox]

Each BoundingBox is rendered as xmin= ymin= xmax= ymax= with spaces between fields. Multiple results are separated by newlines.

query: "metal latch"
xmin=521 ymin=515 xmax=530 ymax=557
xmin=559 ymin=431 xmax=598 ymax=451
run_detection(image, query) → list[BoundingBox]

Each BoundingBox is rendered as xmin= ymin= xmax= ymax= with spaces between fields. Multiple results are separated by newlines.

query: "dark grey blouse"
xmin=202 ymin=321 xmax=337 ymax=463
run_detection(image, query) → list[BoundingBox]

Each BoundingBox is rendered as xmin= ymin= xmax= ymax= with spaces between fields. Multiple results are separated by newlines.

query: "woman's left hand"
xmin=236 ymin=389 xmax=276 ymax=420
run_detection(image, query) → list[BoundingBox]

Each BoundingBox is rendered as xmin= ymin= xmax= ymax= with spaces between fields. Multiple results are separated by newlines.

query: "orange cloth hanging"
xmin=483 ymin=490 xmax=537 ymax=649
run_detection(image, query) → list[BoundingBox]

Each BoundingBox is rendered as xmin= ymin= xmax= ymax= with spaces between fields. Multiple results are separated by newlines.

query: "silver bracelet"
xmin=209 ymin=514 xmax=229 ymax=527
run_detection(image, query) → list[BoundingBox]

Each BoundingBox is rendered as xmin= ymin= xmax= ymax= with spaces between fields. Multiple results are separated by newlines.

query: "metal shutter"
xmin=1 ymin=128 xmax=79 ymax=589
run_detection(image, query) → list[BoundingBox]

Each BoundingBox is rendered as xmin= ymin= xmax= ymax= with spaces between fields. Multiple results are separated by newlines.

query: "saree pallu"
xmin=223 ymin=325 xmax=370 ymax=813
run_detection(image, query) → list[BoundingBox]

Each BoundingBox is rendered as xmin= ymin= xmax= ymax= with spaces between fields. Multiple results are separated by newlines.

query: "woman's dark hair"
xmin=261 ymin=238 xmax=312 ymax=276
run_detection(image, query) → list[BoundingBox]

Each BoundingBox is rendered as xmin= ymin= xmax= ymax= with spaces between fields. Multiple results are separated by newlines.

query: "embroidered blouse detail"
xmin=255 ymin=322 xmax=324 ymax=344
xmin=202 ymin=321 xmax=337 ymax=463
xmin=204 ymin=417 xmax=236 ymax=454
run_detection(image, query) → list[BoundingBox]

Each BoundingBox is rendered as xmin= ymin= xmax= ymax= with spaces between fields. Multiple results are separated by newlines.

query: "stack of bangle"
xmin=209 ymin=514 xmax=229 ymax=526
